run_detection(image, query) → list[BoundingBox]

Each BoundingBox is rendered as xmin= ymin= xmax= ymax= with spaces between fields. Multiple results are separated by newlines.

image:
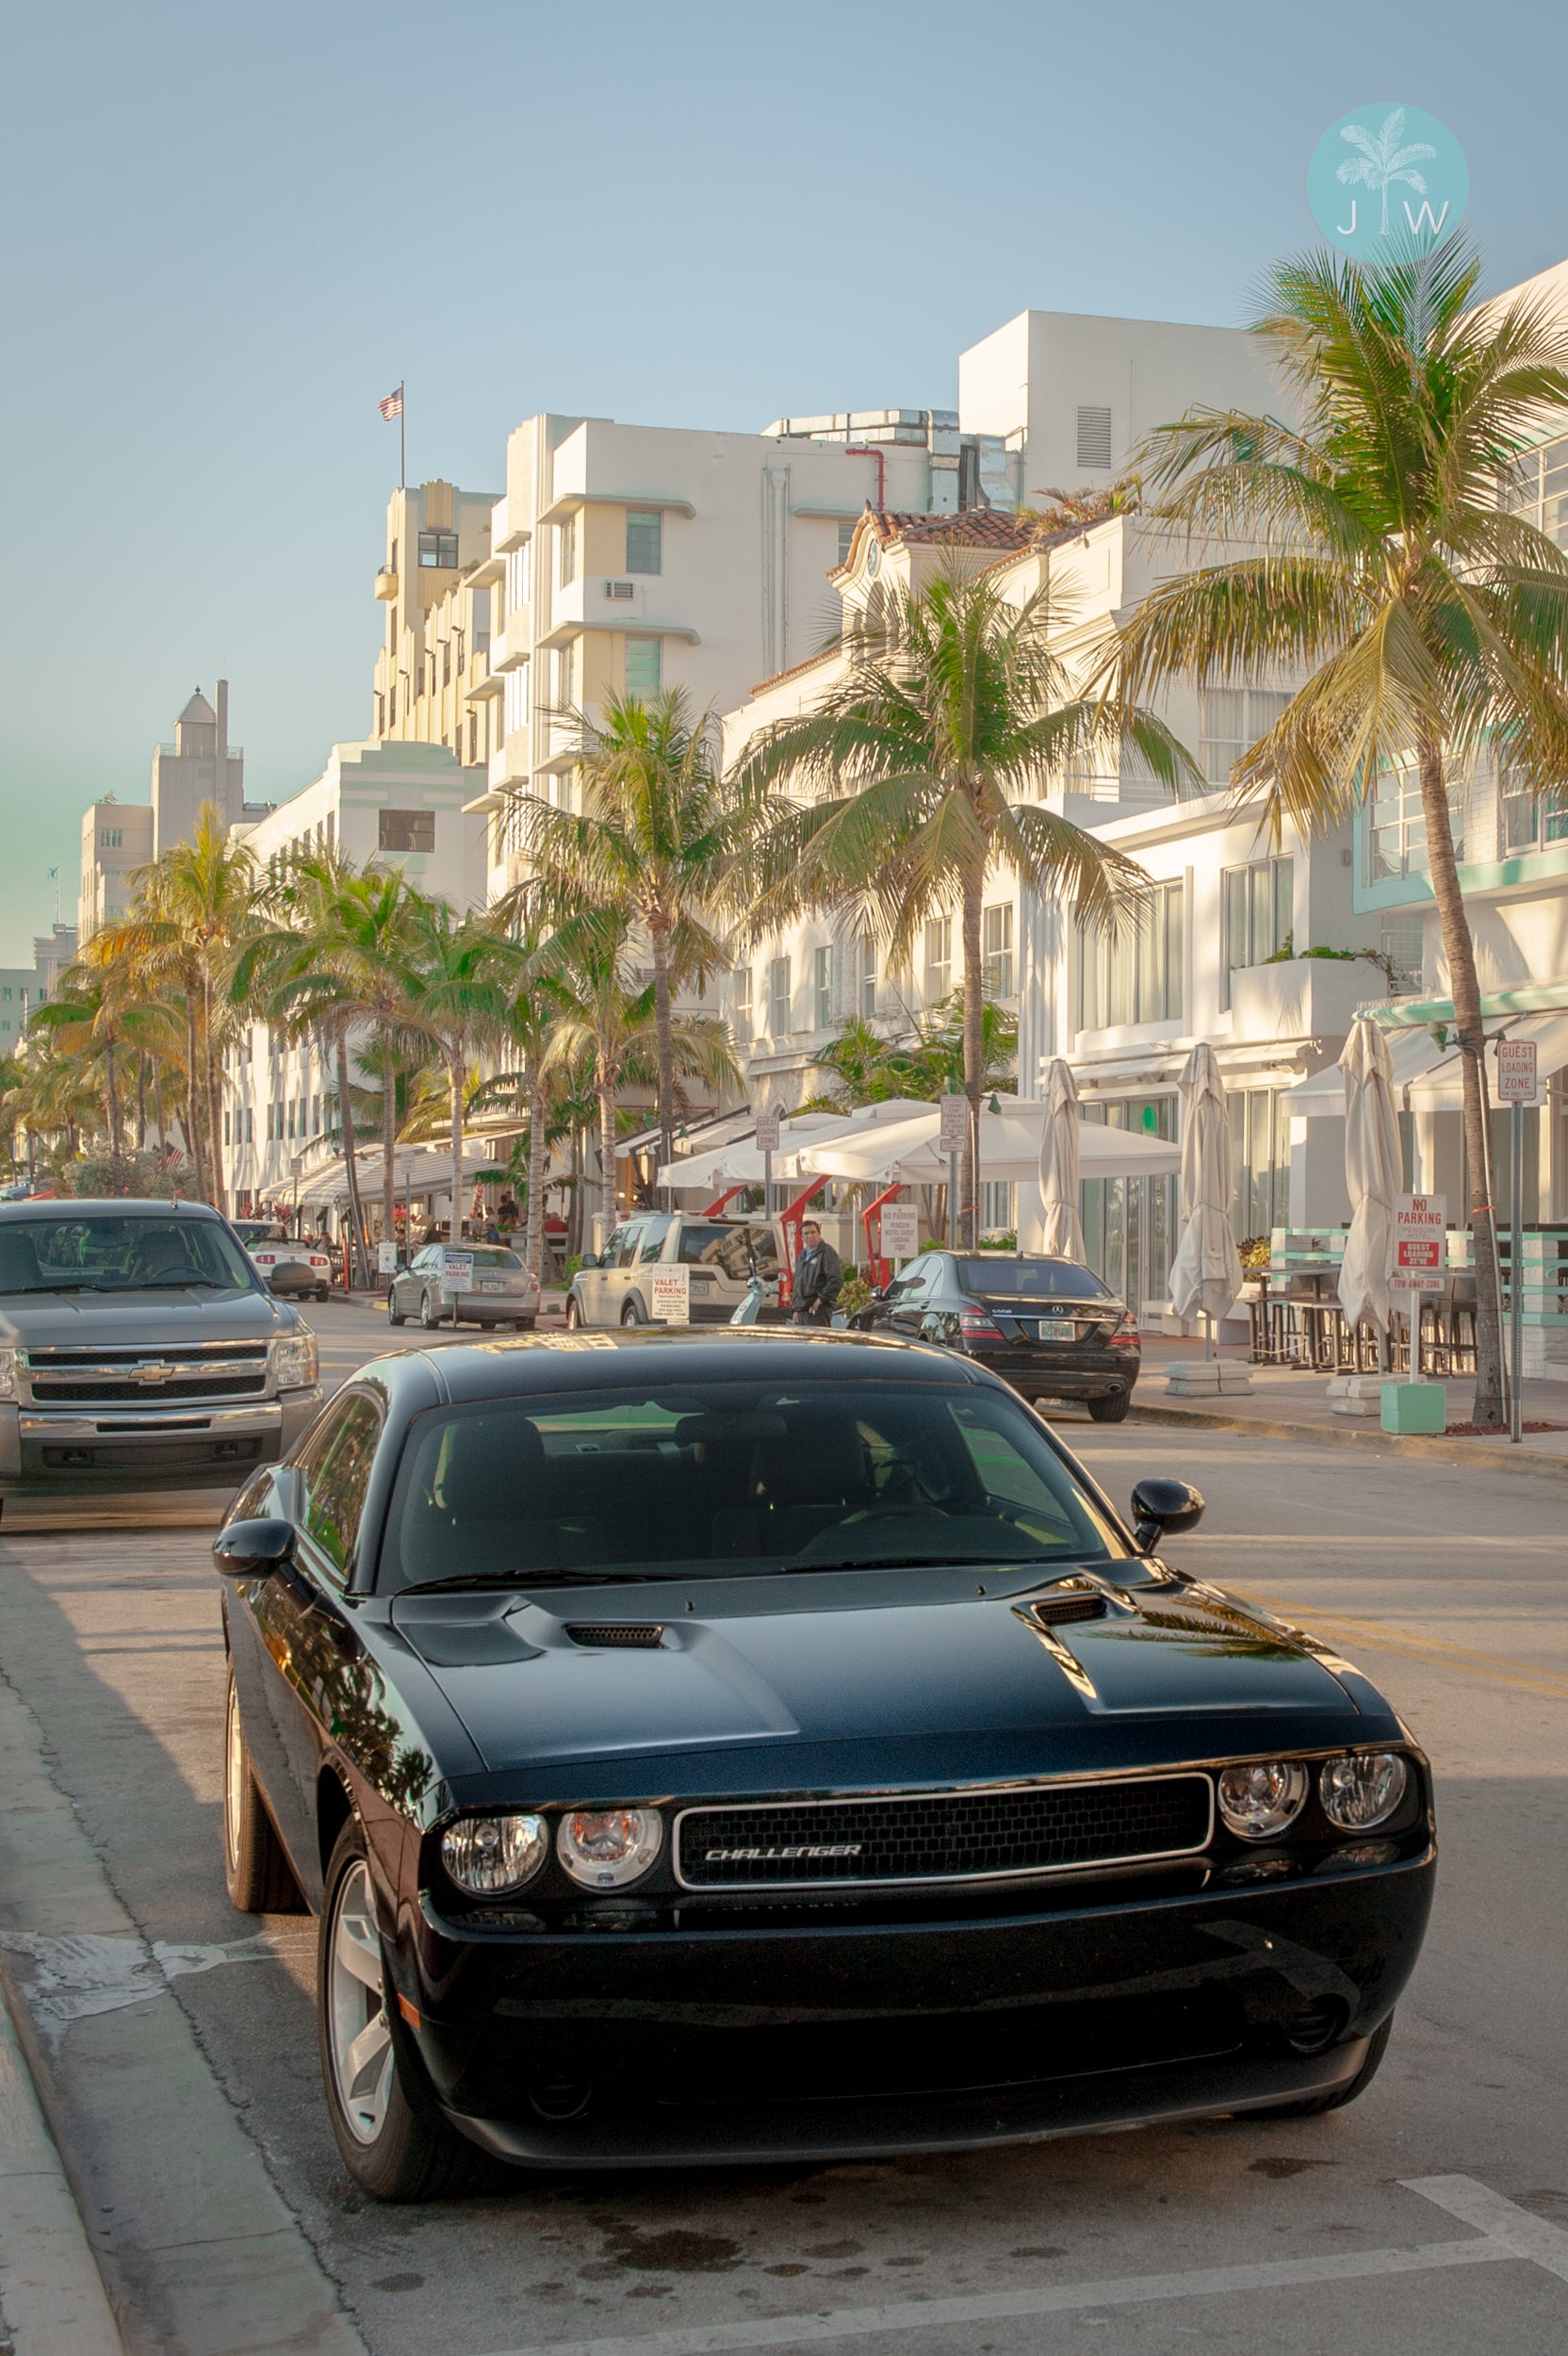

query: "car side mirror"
xmin=579 ymin=1251 xmax=600 ymax=1270
xmin=213 ymin=1517 xmax=298 ymax=1578
xmin=1130 ymin=1478 xmax=1205 ymax=1555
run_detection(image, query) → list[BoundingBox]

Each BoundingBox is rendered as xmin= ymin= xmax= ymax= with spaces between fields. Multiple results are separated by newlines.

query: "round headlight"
xmin=440 ymin=1812 xmax=547 ymax=1896
xmin=557 ymin=1808 xmax=662 ymax=1890
xmin=1217 ymin=1760 xmax=1309 ymax=1841
xmin=1319 ymin=1752 xmax=1408 ymax=1831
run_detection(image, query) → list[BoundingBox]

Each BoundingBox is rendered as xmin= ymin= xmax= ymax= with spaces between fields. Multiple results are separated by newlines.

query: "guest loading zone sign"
xmin=1393 ymin=1195 xmax=1447 ymax=1294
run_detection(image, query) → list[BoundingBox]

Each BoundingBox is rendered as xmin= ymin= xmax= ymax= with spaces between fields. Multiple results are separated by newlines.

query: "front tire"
xmin=387 ymin=1288 xmax=405 ymax=1326
xmin=223 ymin=1672 xmax=302 ymax=1915
xmin=317 ymin=1823 xmax=484 ymax=2201
xmin=621 ymin=1298 xmax=644 ymax=1327
xmin=1088 ymin=1389 xmax=1132 ymax=1423
xmin=419 ymin=1290 xmax=439 ymax=1330
xmin=565 ymin=1297 xmax=583 ymax=1330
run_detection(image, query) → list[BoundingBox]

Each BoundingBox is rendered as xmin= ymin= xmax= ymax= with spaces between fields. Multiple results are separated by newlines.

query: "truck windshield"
xmin=0 ymin=1217 xmax=256 ymax=1294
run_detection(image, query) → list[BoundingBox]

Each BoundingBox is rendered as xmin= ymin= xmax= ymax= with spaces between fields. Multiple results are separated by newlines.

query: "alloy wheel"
xmin=325 ymin=1859 xmax=394 ymax=2146
xmin=223 ymin=1678 xmax=245 ymax=1875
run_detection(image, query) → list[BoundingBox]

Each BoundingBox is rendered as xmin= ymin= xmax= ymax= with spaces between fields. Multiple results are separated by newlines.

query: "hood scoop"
xmin=1024 ymin=1590 xmax=1108 ymax=1629
xmin=564 ymin=1622 xmax=666 ymax=1649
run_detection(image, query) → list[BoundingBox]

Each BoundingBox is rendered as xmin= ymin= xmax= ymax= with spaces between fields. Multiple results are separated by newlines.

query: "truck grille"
xmin=676 ymin=1775 xmax=1213 ymax=1890
xmin=24 ymin=1346 xmax=270 ymax=1406
xmin=29 ymin=1372 xmax=267 ymax=1403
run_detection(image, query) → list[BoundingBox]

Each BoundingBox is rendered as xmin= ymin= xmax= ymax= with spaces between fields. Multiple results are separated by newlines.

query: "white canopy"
xmin=1287 ymin=1010 xmax=1568 ymax=1119
xmin=295 ymin=1141 xmax=506 ymax=1207
xmin=805 ymin=1098 xmax=1181 ymax=1186
xmin=657 ymin=1101 xmax=935 ymax=1192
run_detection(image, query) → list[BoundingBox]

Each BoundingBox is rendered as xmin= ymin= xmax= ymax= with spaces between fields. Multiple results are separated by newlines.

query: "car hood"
xmin=390 ymin=1566 xmax=1362 ymax=1775
xmin=0 ymin=1289 xmax=290 ymax=1348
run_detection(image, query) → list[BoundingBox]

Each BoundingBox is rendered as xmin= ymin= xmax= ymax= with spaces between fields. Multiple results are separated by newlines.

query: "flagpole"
xmin=400 ymin=382 xmax=405 ymax=490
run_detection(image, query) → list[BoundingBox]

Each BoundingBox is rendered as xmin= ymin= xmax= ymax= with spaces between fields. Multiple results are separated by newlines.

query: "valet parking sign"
xmin=1393 ymin=1195 xmax=1447 ymax=1295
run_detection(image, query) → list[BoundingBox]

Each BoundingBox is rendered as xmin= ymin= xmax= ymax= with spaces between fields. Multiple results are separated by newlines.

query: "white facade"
xmin=78 ymin=682 xmax=266 ymax=943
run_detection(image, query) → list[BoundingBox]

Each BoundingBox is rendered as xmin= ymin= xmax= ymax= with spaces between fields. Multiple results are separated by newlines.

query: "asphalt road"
xmin=1 ymin=1301 xmax=1564 ymax=2356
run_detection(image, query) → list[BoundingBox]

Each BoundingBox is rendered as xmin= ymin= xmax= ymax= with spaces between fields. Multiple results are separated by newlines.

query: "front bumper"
xmin=0 ymin=1385 xmax=323 ymax=1492
xmin=394 ymin=1845 xmax=1434 ymax=2168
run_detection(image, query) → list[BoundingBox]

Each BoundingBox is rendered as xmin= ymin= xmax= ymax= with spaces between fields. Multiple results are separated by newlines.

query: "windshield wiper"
xmin=400 ymin=1568 xmax=666 ymax=1595
xmin=785 ymin=1552 xmax=1074 ymax=1576
xmin=139 ymin=1275 xmax=231 ymax=1289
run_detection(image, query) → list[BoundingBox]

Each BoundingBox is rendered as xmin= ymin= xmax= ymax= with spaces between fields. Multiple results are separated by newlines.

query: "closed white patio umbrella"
xmin=1337 ymin=1017 xmax=1401 ymax=1360
xmin=1168 ymin=1043 xmax=1243 ymax=1356
xmin=1037 ymin=1058 xmax=1086 ymax=1260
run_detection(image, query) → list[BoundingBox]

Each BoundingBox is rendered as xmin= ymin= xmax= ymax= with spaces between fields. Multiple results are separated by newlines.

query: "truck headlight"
xmin=270 ymin=1332 xmax=318 ymax=1390
xmin=440 ymin=1812 xmax=548 ymax=1896
xmin=0 ymin=1349 xmax=14 ymax=1401
xmin=557 ymin=1808 xmax=662 ymax=1890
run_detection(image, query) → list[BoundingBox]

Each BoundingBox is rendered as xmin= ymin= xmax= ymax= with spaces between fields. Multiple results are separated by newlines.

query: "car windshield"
xmin=0 ymin=1215 xmax=256 ymax=1295
xmin=380 ymin=1380 xmax=1119 ymax=1593
xmin=956 ymin=1257 xmax=1113 ymax=1301
xmin=461 ymin=1247 xmax=522 ymax=1270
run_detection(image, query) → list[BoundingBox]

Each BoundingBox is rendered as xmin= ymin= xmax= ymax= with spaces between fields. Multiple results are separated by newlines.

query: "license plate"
xmin=1038 ymin=1317 xmax=1074 ymax=1338
xmin=479 ymin=1281 xmax=507 ymax=1293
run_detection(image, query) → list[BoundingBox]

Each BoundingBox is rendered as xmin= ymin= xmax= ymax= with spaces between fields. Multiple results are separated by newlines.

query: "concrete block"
xmin=1328 ymin=1373 xmax=1384 ymax=1417
xmin=1165 ymin=1360 xmax=1220 ymax=1393
xmin=1380 ymin=1380 xmax=1447 ymax=1434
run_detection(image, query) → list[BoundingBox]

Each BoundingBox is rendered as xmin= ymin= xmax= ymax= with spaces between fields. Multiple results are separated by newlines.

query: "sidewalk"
xmin=1126 ymin=1334 xmax=1568 ymax=1477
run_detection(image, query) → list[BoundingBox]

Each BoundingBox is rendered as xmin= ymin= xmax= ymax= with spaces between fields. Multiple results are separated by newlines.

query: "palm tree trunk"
xmin=185 ymin=997 xmax=207 ymax=1201
xmin=152 ymin=1064 xmax=166 ymax=1165
xmin=650 ymin=918 xmax=675 ymax=1207
xmin=104 ymin=1042 xmax=122 ymax=1195
xmin=135 ymin=1054 xmax=146 ymax=1153
xmin=526 ymin=1069 xmax=547 ymax=1293
xmin=449 ymin=1037 xmax=466 ymax=1247
xmin=597 ymin=1031 xmax=618 ymax=1235
xmin=380 ymin=1021 xmax=398 ymax=1252
xmin=203 ymin=971 xmax=226 ymax=1214
xmin=961 ymin=878 xmax=985 ymax=1252
xmin=336 ymin=1027 xmax=368 ymax=1286
xmin=1417 ymin=741 xmax=1504 ymax=1426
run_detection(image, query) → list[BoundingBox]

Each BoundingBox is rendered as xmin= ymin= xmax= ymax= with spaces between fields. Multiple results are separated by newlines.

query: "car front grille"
xmin=676 ymin=1775 xmax=1213 ymax=1890
xmin=24 ymin=1347 xmax=270 ymax=1406
xmin=29 ymin=1372 xmax=268 ymax=1403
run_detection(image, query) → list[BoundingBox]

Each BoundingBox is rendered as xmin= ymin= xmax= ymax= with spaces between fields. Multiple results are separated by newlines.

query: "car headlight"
xmin=557 ymin=1808 xmax=662 ymax=1890
xmin=0 ymin=1348 xmax=14 ymax=1401
xmin=270 ymin=1331 xmax=318 ymax=1390
xmin=1217 ymin=1759 xmax=1309 ymax=1841
xmin=440 ymin=1812 xmax=548 ymax=1895
xmin=1319 ymin=1752 xmax=1408 ymax=1830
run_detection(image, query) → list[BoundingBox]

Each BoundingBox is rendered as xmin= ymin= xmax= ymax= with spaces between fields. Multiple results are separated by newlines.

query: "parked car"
xmin=566 ymin=1212 xmax=782 ymax=1328
xmin=216 ymin=1326 xmax=1433 ymax=2199
xmin=388 ymin=1242 xmax=538 ymax=1332
xmin=235 ymin=1220 xmax=336 ymax=1303
xmin=0 ymin=1200 xmax=321 ymax=1502
xmin=853 ymin=1250 xmax=1142 ymax=1421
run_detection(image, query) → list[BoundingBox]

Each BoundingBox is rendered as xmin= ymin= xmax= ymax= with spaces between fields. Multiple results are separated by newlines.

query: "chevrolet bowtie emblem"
xmin=132 ymin=1363 xmax=175 ymax=1384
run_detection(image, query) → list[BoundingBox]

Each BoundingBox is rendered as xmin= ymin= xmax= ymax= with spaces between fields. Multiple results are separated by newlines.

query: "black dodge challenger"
xmin=216 ymin=1328 xmax=1434 ymax=2200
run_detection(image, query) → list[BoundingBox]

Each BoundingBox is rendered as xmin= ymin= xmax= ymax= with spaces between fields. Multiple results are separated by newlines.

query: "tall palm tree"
xmin=734 ymin=561 xmax=1188 ymax=1242
xmin=1107 ymin=237 xmax=1568 ymax=1427
xmin=512 ymin=689 xmax=761 ymax=1186
xmin=401 ymin=898 xmax=516 ymax=1241
xmin=30 ymin=953 xmax=138 ymax=1191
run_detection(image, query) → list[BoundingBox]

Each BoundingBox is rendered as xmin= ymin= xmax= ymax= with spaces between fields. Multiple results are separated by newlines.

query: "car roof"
xmin=0 ymin=1198 xmax=223 ymax=1222
xmin=354 ymin=1326 xmax=987 ymax=1407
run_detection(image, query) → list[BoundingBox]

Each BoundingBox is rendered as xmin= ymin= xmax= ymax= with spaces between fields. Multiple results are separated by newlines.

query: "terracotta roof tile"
xmin=747 ymin=645 xmax=841 ymax=697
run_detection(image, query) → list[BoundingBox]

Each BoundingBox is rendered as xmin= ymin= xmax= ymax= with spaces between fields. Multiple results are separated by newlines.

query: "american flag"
xmin=378 ymin=384 xmax=403 ymax=421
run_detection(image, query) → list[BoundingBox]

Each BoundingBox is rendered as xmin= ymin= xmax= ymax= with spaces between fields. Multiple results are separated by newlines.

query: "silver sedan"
xmin=386 ymin=1243 xmax=538 ymax=1332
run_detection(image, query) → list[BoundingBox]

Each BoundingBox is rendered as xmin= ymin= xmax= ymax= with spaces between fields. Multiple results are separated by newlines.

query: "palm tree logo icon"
xmin=1335 ymin=107 xmax=1437 ymax=237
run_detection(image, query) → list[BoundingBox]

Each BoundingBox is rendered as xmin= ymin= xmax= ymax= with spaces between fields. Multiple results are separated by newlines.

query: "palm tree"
xmin=734 ymin=561 xmax=1188 ymax=1243
xmin=401 ymin=898 xmax=516 ymax=1241
xmin=30 ymin=956 xmax=137 ymax=1191
xmin=512 ymin=689 xmax=761 ymax=1187
xmin=1108 ymin=237 xmax=1568 ymax=1427
xmin=1335 ymin=108 xmax=1436 ymax=239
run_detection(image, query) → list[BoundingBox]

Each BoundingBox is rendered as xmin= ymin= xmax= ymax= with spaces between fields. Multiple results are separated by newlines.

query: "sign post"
xmin=755 ymin=1107 xmax=780 ymax=1221
xmin=939 ymin=1095 xmax=967 ymax=1252
xmin=1494 ymin=1039 xmax=1540 ymax=1444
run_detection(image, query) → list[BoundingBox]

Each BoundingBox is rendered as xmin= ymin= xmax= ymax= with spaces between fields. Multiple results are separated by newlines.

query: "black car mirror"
xmin=578 ymin=1251 xmax=601 ymax=1270
xmin=1130 ymin=1478 xmax=1205 ymax=1555
xmin=213 ymin=1517 xmax=298 ymax=1578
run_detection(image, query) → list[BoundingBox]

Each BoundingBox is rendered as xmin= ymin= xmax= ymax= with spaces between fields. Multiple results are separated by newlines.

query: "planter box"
xmin=1380 ymin=1380 xmax=1446 ymax=1434
xmin=1230 ymin=957 xmax=1380 ymax=1046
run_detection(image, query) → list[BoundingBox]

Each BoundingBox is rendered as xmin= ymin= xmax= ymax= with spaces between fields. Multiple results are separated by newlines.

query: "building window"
xmin=386 ymin=684 xmax=396 ymax=727
xmin=417 ymin=529 xmax=458 ymax=569
xmin=558 ymin=515 xmax=578 ymax=587
xmin=624 ymin=635 xmax=662 ymax=695
xmin=1199 ymin=688 xmax=1292 ymax=789
xmin=556 ymin=640 xmax=576 ymax=711
xmin=1501 ymin=432 xmax=1568 ymax=549
xmin=504 ymin=548 xmax=529 ymax=616
xmin=733 ymin=964 xmax=752 ymax=1043
xmin=1220 ymin=856 xmax=1293 ymax=1006
xmin=1231 ymin=1088 xmax=1288 ymax=1241
xmin=244 ymin=1106 xmax=253 ymax=1144
xmin=982 ymin=901 xmax=1014 ymax=997
xmin=1077 ymin=879 xmax=1184 ymax=1028
xmin=378 ymin=809 xmax=436 ymax=853
xmin=980 ymin=1180 xmax=1016 ymax=1235
xmin=769 ymin=956 xmax=791 ymax=1037
xmin=813 ymin=944 xmax=834 ymax=1029
xmin=626 ymin=511 xmax=662 ymax=575
xmin=1379 ymin=920 xmax=1424 ymax=992
xmin=1076 ymin=405 xmax=1113 ymax=470
xmin=1499 ymin=752 xmax=1568 ymax=853
xmin=857 ymin=933 xmax=876 ymax=1018
xmin=442 ymin=640 xmax=451 ymax=685
xmin=838 ymin=521 xmax=857 ymax=566
xmin=223 ymin=1109 xmax=232 ymax=1146
xmin=1365 ymin=757 xmax=1464 ymax=882
xmin=287 ymin=1101 xmax=296 ymax=1140
xmin=923 ymin=915 xmax=952 ymax=1004
xmin=504 ymin=663 xmax=531 ymax=737
xmin=100 ymin=827 xmax=122 ymax=848
xmin=375 ymin=692 xmax=384 ymax=735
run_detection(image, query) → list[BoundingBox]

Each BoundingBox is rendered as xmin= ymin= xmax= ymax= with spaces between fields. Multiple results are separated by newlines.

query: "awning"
xmin=1285 ymin=1010 xmax=1568 ymax=1120
xmin=805 ymin=1100 xmax=1181 ymax=1186
xmin=295 ymin=1141 xmax=509 ymax=1206
xmin=656 ymin=1102 xmax=934 ymax=1192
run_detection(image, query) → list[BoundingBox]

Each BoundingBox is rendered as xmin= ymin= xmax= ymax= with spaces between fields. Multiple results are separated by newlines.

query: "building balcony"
xmin=487 ymin=623 xmax=528 ymax=672
xmin=375 ymin=569 xmax=398 ymax=601
xmin=1227 ymin=955 xmax=1384 ymax=1044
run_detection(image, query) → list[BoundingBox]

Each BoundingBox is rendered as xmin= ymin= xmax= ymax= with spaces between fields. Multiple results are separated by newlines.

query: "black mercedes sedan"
xmin=853 ymin=1251 xmax=1142 ymax=1420
xmin=216 ymin=1329 xmax=1433 ymax=2201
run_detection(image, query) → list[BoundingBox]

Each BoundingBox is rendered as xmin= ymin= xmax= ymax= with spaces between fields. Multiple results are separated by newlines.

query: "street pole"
xmin=947 ymin=1152 xmax=958 ymax=1251
xmin=1511 ymin=1100 xmax=1524 ymax=1445
xmin=763 ymin=1148 xmax=773 ymax=1224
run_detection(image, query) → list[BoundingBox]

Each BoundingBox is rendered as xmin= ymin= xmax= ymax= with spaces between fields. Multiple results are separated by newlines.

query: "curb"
xmin=0 ymin=1972 xmax=123 ymax=2355
xmin=1126 ymin=1399 xmax=1568 ymax=1480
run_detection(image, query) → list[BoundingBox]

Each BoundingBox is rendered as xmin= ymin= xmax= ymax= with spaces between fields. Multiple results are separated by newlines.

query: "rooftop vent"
xmin=1076 ymin=406 xmax=1113 ymax=471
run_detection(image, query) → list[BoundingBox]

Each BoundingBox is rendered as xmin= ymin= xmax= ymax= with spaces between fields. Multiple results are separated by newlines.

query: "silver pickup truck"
xmin=0 ymin=1200 xmax=323 ymax=1506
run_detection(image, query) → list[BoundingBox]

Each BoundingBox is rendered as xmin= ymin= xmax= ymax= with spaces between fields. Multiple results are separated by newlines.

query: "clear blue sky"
xmin=2 ymin=0 xmax=1564 ymax=959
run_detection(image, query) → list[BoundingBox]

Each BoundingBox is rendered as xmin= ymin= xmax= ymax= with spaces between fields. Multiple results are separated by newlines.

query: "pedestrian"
xmin=791 ymin=1218 xmax=842 ymax=1325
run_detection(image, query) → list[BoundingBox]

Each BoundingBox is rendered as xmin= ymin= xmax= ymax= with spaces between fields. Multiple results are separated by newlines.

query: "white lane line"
xmin=472 ymin=2237 xmax=1508 ymax=2356
xmin=1406 ymin=2175 xmax=1568 ymax=2282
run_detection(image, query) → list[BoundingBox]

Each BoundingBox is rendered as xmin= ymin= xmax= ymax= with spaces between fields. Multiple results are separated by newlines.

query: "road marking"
xmin=472 ymin=2178 xmax=1565 ymax=2356
xmin=1233 ymin=1591 xmax=1568 ymax=1703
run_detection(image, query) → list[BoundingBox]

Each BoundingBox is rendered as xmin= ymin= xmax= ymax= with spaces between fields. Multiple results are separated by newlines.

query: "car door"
xmin=393 ymin=1248 xmax=427 ymax=1316
xmin=578 ymin=1226 xmax=628 ymax=1324
xmin=600 ymin=1218 xmax=647 ymax=1321
xmin=627 ymin=1217 xmax=672 ymax=1319
xmin=879 ymin=1255 xmax=939 ymax=1336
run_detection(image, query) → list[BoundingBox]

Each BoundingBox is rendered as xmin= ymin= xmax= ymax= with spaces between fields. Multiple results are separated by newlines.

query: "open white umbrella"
xmin=1037 ymin=1058 xmax=1086 ymax=1259
xmin=1168 ymin=1043 xmax=1243 ymax=1354
xmin=1337 ymin=1017 xmax=1401 ymax=1356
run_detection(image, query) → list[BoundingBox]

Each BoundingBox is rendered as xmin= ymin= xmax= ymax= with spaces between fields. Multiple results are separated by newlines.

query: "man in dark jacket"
xmin=791 ymin=1219 xmax=842 ymax=1324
